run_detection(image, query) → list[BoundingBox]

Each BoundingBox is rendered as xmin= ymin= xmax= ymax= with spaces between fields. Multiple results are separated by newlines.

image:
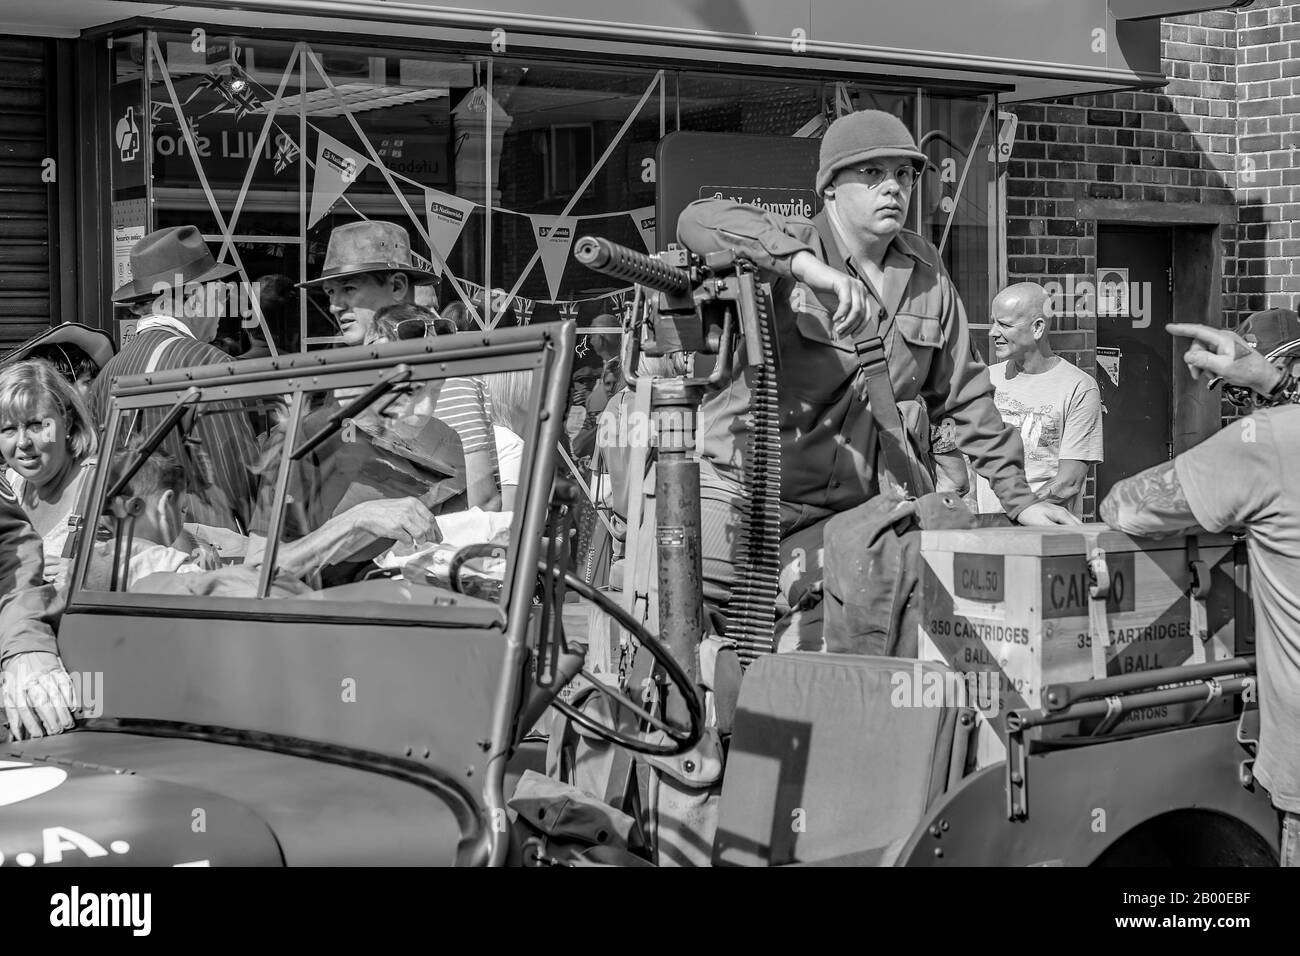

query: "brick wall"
xmin=1234 ymin=0 xmax=1300 ymax=312
xmin=1003 ymin=0 xmax=1300 ymax=515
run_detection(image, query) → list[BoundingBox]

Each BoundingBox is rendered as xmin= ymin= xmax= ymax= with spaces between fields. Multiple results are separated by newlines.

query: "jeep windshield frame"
xmin=66 ymin=325 xmax=574 ymax=632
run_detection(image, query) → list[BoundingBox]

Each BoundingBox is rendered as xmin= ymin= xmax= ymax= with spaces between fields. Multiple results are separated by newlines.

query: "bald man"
xmin=971 ymin=282 xmax=1103 ymax=516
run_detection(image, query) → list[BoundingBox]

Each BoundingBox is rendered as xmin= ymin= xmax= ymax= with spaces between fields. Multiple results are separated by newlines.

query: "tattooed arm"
xmin=1098 ymin=460 xmax=1201 ymax=539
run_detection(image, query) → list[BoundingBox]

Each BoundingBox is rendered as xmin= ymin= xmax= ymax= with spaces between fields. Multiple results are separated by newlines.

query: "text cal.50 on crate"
xmin=917 ymin=524 xmax=1248 ymax=747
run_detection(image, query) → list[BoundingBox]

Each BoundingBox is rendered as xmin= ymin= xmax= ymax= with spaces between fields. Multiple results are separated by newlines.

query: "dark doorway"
xmin=1095 ymin=225 xmax=1174 ymax=502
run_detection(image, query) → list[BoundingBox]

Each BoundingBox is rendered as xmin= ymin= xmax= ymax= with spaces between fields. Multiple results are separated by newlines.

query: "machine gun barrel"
xmin=574 ymin=236 xmax=692 ymax=297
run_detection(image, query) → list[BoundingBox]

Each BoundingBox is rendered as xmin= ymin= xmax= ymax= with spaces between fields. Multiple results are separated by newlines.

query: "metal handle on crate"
xmin=1186 ymin=536 xmax=1213 ymax=665
xmin=1085 ymin=540 xmax=1112 ymax=681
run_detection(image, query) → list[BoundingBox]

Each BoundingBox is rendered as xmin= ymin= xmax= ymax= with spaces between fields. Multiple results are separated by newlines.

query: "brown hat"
xmin=111 ymin=225 xmax=239 ymax=304
xmin=300 ymin=221 xmax=440 ymax=288
xmin=816 ymin=109 xmax=928 ymax=195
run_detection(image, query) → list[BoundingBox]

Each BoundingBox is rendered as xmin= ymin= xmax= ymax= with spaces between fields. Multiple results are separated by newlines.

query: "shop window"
xmin=488 ymin=60 xmax=662 ymax=324
xmin=113 ymin=32 xmax=488 ymax=352
xmin=672 ymin=72 xmax=825 ymax=137
xmin=919 ymin=93 xmax=998 ymax=326
xmin=106 ymin=30 xmax=998 ymax=360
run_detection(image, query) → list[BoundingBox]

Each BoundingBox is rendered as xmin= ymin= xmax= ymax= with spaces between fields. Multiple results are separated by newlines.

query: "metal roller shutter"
xmin=0 ymin=37 xmax=54 ymax=351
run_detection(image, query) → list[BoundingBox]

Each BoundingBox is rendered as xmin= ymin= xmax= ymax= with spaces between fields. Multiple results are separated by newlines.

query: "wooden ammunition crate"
xmin=917 ymin=525 xmax=1250 ymax=755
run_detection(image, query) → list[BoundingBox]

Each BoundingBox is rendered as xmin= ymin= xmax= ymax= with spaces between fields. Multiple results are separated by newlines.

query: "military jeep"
xmin=0 ymin=318 xmax=1279 ymax=867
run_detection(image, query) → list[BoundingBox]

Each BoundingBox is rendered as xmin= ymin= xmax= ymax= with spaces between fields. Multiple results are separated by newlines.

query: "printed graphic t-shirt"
xmin=973 ymin=358 xmax=1104 ymax=516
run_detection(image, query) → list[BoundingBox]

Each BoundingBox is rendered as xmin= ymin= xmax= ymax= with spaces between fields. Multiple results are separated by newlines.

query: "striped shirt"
xmin=434 ymin=377 xmax=494 ymax=455
xmin=89 ymin=326 xmax=258 ymax=531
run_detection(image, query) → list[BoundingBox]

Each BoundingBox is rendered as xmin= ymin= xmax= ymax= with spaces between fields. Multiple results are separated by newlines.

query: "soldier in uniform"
xmin=0 ymin=474 xmax=76 ymax=740
xmin=674 ymin=109 xmax=1078 ymax=642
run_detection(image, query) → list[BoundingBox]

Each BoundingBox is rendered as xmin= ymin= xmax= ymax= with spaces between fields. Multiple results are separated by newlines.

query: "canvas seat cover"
xmin=712 ymin=653 xmax=973 ymax=867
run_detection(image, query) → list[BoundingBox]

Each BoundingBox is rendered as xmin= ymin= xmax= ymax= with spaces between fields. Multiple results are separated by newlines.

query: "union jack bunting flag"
xmin=228 ymin=84 xmax=262 ymax=121
xmin=272 ymin=135 xmax=299 ymax=174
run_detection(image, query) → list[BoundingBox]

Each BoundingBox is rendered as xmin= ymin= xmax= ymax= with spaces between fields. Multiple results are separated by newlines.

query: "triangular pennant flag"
xmin=309 ymin=132 xmax=369 ymax=228
xmin=630 ymin=206 xmax=656 ymax=254
xmin=273 ymin=134 xmax=300 ymax=175
xmin=529 ymin=214 xmax=578 ymax=302
xmin=425 ymin=187 xmax=476 ymax=277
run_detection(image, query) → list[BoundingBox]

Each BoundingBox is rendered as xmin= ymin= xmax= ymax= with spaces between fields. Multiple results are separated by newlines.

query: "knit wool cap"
xmin=816 ymin=109 xmax=928 ymax=194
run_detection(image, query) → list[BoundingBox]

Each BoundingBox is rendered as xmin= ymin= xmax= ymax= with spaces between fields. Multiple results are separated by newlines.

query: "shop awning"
xmin=1 ymin=0 xmax=1255 ymax=101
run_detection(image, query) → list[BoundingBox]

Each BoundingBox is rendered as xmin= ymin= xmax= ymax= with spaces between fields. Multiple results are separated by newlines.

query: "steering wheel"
xmin=447 ymin=545 xmax=703 ymax=756
xmin=541 ymin=567 xmax=704 ymax=757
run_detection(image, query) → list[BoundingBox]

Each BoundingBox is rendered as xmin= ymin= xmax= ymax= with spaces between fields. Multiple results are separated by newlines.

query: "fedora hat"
xmin=110 ymin=225 xmax=239 ymax=304
xmin=300 ymin=221 xmax=440 ymax=288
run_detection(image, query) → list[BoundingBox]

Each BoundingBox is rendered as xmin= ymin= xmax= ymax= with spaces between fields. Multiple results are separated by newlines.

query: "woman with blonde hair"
xmin=0 ymin=360 xmax=99 ymax=589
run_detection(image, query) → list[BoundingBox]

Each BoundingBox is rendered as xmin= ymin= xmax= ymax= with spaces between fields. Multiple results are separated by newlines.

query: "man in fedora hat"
xmin=300 ymin=220 xmax=442 ymax=346
xmin=302 ymin=220 xmax=500 ymax=510
xmin=90 ymin=225 xmax=258 ymax=531
xmin=667 ymin=108 xmax=1076 ymax=653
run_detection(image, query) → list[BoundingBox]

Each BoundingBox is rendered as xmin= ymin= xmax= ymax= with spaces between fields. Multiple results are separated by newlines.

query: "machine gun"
xmin=573 ymin=236 xmax=782 ymax=682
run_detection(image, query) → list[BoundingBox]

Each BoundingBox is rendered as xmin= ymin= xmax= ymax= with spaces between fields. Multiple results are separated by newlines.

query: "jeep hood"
xmin=1 ymin=731 xmax=473 ymax=866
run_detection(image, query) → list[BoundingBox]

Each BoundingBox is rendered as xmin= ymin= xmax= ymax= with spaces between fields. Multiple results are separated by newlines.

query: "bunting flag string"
xmin=156 ymin=60 xmax=660 ymax=327
xmin=156 ymin=67 xmax=659 ymax=227
xmin=457 ymin=281 xmax=634 ymax=314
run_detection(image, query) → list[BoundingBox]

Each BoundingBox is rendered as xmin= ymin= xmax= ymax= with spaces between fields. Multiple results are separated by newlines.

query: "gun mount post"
xmin=652 ymin=378 xmax=706 ymax=720
xmin=577 ymin=235 xmax=782 ymax=680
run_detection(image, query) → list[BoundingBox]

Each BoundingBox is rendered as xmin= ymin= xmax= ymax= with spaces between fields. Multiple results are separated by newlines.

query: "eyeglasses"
xmin=840 ymin=162 xmax=919 ymax=190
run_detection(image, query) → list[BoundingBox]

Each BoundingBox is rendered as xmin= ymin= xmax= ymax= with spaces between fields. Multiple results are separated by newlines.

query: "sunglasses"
xmin=390 ymin=318 xmax=430 ymax=341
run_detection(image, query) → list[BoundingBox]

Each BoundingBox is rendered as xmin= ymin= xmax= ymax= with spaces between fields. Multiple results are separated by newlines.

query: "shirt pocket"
xmin=894 ymin=313 xmax=944 ymax=349
xmin=891 ymin=312 xmax=945 ymax=387
xmin=784 ymin=301 xmax=855 ymax=402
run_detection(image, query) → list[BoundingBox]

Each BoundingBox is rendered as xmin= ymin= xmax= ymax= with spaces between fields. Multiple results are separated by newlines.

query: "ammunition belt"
xmin=728 ymin=290 xmax=781 ymax=667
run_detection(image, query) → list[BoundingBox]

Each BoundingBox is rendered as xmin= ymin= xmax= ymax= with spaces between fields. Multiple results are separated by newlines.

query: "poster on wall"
xmin=109 ymin=79 xmax=146 ymax=195
xmin=1096 ymin=346 xmax=1121 ymax=387
xmin=1096 ymin=268 xmax=1130 ymax=317
xmin=111 ymin=198 xmax=149 ymax=307
xmin=110 ymin=79 xmax=147 ymax=193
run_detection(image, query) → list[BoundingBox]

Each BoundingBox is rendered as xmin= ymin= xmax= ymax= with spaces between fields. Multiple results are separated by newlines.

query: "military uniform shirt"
xmin=677 ymin=199 xmax=1036 ymax=521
